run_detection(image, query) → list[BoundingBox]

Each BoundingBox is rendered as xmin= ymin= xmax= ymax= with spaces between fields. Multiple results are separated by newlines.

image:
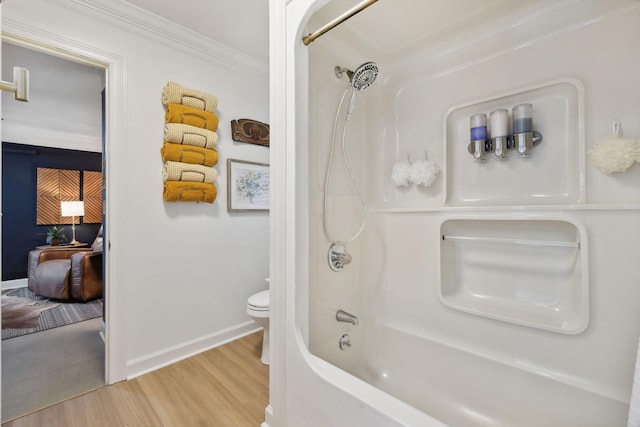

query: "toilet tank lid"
xmin=248 ymin=290 xmax=269 ymax=308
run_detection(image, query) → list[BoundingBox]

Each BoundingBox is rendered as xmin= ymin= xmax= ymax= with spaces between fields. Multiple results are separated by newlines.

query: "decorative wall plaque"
xmin=36 ymin=167 xmax=103 ymax=225
xmin=83 ymin=171 xmax=103 ymax=223
xmin=230 ymin=119 xmax=270 ymax=147
xmin=37 ymin=168 xmax=80 ymax=225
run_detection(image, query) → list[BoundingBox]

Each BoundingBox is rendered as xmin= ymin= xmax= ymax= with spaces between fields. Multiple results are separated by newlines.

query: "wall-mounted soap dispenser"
xmin=467 ymin=103 xmax=543 ymax=162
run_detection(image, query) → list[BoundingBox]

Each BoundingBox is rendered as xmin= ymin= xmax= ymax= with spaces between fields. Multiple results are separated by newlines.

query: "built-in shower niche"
xmin=439 ymin=218 xmax=588 ymax=334
xmin=444 ymin=78 xmax=584 ymax=206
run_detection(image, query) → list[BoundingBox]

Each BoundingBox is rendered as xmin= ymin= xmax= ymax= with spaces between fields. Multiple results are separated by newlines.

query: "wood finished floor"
xmin=2 ymin=331 xmax=269 ymax=427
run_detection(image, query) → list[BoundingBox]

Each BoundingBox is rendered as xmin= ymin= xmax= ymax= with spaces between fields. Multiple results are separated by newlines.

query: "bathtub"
xmin=307 ymin=208 xmax=639 ymax=426
xmin=343 ymin=323 xmax=627 ymax=426
xmin=274 ymin=0 xmax=640 ymax=425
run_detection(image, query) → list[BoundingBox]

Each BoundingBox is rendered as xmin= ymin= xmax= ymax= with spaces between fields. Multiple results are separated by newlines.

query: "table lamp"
xmin=60 ymin=201 xmax=85 ymax=245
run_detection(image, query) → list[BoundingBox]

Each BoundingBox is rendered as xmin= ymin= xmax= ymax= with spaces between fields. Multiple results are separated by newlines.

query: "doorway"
xmin=0 ymin=41 xmax=106 ymax=421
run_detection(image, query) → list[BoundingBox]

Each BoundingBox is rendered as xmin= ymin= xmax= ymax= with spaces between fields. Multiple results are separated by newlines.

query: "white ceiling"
xmin=124 ymin=0 xmax=521 ymax=64
xmin=122 ymin=0 xmax=576 ymax=67
xmin=308 ymin=0 xmax=548 ymax=62
xmin=123 ymin=0 xmax=270 ymax=63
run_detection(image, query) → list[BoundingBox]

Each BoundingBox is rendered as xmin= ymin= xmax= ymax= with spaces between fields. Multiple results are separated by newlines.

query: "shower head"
xmin=351 ymin=62 xmax=378 ymax=91
xmin=335 ymin=62 xmax=379 ymax=120
xmin=335 ymin=62 xmax=379 ymax=91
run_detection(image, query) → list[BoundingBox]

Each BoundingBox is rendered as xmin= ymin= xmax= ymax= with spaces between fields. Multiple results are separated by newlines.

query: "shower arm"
xmin=302 ymin=0 xmax=379 ymax=45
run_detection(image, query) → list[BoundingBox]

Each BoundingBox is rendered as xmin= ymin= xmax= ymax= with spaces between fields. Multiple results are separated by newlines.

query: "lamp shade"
xmin=61 ymin=201 xmax=85 ymax=217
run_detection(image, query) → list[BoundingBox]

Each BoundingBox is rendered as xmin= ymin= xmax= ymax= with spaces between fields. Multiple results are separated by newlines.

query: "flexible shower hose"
xmin=323 ymin=86 xmax=368 ymax=244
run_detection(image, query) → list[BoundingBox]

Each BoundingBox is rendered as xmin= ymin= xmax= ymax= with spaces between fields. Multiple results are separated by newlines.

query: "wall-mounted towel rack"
xmin=441 ymin=234 xmax=580 ymax=249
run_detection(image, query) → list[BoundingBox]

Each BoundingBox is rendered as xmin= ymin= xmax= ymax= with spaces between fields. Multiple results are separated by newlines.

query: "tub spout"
xmin=336 ymin=309 xmax=359 ymax=325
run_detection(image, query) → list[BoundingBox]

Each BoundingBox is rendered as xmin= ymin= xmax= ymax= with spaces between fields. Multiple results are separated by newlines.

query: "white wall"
xmin=2 ymin=42 xmax=104 ymax=153
xmin=355 ymin=4 xmax=640 ymax=412
xmin=3 ymin=0 xmax=270 ymax=378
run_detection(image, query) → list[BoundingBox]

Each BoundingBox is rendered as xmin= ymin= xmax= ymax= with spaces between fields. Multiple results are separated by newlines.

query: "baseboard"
xmin=261 ymin=404 xmax=274 ymax=427
xmin=125 ymin=320 xmax=261 ymax=379
xmin=2 ymin=278 xmax=27 ymax=291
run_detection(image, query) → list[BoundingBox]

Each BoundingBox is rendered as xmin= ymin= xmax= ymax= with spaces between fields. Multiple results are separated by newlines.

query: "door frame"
xmin=1 ymin=22 xmax=126 ymax=385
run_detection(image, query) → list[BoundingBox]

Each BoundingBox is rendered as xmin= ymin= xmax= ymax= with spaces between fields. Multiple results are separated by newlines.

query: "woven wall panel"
xmin=59 ymin=170 xmax=80 ymax=199
xmin=37 ymin=196 xmax=63 ymax=225
xmin=83 ymin=171 xmax=102 ymax=224
xmin=37 ymin=168 xmax=60 ymax=198
xmin=37 ymin=168 xmax=80 ymax=225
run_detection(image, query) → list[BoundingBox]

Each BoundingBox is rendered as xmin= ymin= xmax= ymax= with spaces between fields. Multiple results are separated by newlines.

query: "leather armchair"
xmin=27 ymin=226 xmax=103 ymax=301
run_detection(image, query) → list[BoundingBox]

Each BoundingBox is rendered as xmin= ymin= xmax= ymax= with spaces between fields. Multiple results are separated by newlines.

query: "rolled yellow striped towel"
xmin=163 ymin=181 xmax=217 ymax=203
xmin=162 ymin=81 xmax=218 ymax=113
xmin=160 ymin=142 xmax=218 ymax=166
xmin=164 ymin=123 xmax=218 ymax=149
xmin=165 ymin=103 xmax=219 ymax=132
xmin=162 ymin=161 xmax=217 ymax=184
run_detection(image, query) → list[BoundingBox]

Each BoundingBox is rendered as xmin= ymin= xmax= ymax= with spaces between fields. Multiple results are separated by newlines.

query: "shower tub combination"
xmin=289 ymin=0 xmax=640 ymax=426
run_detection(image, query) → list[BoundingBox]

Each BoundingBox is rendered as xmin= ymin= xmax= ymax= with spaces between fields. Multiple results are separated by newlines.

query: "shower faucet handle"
xmin=335 ymin=251 xmax=352 ymax=265
xmin=339 ymin=334 xmax=351 ymax=350
xmin=328 ymin=243 xmax=352 ymax=271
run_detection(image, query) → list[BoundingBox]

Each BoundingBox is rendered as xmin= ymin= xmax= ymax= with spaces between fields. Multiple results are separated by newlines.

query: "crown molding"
xmin=45 ymin=0 xmax=268 ymax=79
xmin=3 ymin=124 xmax=102 ymax=153
xmin=3 ymin=18 xmax=122 ymax=67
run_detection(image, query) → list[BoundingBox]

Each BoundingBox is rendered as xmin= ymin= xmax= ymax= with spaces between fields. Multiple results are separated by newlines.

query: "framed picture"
xmin=227 ymin=158 xmax=270 ymax=212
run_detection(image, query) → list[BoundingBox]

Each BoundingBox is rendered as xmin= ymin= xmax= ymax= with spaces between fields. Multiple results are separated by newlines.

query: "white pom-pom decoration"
xmin=589 ymin=138 xmax=640 ymax=174
xmin=410 ymin=159 xmax=440 ymax=187
xmin=588 ymin=121 xmax=640 ymax=174
xmin=391 ymin=160 xmax=412 ymax=187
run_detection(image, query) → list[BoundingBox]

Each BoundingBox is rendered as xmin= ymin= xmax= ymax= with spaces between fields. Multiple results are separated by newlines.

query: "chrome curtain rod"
xmin=303 ymin=0 xmax=379 ymax=46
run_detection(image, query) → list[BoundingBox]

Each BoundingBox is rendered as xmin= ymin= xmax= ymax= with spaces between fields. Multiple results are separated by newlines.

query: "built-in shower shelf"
xmin=443 ymin=78 xmax=585 ymax=207
xmin=439 ymin=217 xmax=589 ymax=334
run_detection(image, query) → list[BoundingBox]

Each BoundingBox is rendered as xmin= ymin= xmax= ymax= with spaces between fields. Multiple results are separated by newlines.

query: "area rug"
xmin=1 ymin=287 xmax=103 ymax=340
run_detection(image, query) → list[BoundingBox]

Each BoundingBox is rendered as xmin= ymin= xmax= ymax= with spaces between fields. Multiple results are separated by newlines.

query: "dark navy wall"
xmin=2 ymin=142 xmax=102 ymax=281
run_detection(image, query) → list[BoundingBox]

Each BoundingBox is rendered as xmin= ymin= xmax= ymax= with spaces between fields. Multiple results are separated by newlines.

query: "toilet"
xmin=247 ymin=279 xmax=270 ymax=365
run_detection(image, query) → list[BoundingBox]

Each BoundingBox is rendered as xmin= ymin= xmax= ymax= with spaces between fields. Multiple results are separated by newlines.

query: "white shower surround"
xmin=271 ymin=0 xmax=640 ymax=426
